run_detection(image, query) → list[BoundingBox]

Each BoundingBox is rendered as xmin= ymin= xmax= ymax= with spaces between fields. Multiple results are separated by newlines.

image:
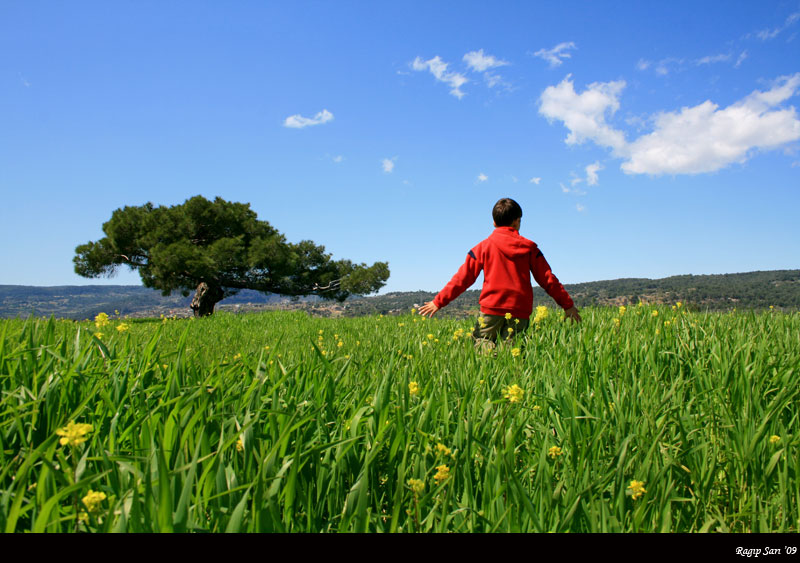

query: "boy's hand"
xmin=418 ymin=301 xmax=440 ymax=317
xmin=564 ymin=306 xmax=582 ymax=323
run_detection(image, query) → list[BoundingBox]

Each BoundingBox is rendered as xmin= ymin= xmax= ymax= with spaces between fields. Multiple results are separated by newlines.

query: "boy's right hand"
xmin=418 ymin=301 xmax=440 ymax=317
xmin=564 ymin=306 xmax=582 ymax=323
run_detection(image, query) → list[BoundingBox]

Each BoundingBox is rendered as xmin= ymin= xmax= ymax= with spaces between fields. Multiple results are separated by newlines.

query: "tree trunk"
xmin=190 ymin=282 xmax=224 ymax=317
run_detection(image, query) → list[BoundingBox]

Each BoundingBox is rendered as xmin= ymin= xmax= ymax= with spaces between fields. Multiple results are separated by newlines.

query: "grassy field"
xmin=1 ymin=305 xmax=798 ymax=532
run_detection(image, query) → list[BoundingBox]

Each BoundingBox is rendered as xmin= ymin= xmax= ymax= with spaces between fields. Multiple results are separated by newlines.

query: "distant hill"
xmin=2 ymin=269 xmax=798 ymax=319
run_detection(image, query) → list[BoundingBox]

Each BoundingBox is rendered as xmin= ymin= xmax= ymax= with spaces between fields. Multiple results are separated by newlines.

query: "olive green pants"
xmin=472 ymin=314 xmax=530 ymax=351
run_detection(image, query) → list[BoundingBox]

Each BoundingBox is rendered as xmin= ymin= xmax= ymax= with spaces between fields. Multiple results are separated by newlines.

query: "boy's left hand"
xmin=418 ymin=301 xmax=440 ymax=317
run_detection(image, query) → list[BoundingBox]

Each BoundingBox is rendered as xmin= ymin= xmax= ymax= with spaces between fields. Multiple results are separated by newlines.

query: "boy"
xmin=417 ymin=198 xmax=581 ymax=346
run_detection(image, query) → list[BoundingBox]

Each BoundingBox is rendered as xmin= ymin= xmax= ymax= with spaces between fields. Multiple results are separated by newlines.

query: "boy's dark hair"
xmin=492 ymin=198 xmax=523 ymax=226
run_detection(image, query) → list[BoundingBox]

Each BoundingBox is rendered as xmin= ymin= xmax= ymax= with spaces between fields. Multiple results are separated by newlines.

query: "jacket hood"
xmin=487 ymin=226 xmax=536 ymax=259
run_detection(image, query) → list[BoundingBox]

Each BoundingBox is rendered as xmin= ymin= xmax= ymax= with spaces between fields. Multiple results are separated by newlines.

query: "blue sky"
xmin=2 ymin=1 xmax=799 ymax=296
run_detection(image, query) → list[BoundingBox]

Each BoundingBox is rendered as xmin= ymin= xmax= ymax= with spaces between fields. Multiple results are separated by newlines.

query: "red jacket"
xmin=433 ymin=226 xmax=574 ymax=319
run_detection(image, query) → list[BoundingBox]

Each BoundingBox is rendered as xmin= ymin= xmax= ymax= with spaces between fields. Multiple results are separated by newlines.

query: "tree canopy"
xmin=74 ymin=195 xmax=390 ymax=315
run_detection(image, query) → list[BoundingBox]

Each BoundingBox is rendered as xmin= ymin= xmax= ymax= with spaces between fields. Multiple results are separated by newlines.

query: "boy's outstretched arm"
xmin=419 ymin=250 xmax=482 ymax=318
xmin=531 ymin=247 xmax=582 ymax=323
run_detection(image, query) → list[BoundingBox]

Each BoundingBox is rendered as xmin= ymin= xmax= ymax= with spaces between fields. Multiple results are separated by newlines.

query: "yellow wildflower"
xmin=236 ymin=437 xmax=244 ymax=452
xmin=619 ymin=305 xmax=626 ymax=316
xmin=676 ymin=302 xmax=682 ymax=308
xmin=398 ymin=323 xmax=405 ymax=327
xmin=94 ymin=312 xmax=109 ymax=328
xmin=433 ymin=465 xmax=450 ymax=484
xmin=95 ymin=332 xmax=103 ymax=339
xmin=548 ymin=446 xmax=562 ymax=459
xmin=507 ymin=327 xmax=514 ymax=335
xmin=56 ymin=421 xmax=93 ymax=447
xmin=534 ymin=306 xmax=549 ymax=323
xmin=435 ymin=443 xmax=451 ymax=457
xmin=504 ymin=384 xmax=524 ymax=403
xmin=426 ymin=333 xmax=434 ymax=340
xmin=337 ymin=340 xmax=344 ymax=348
xmin=770 ymin=305 xmax=774 ymax=310
xmin=505 ymin=312 xmax=512 ymax=320
xmin=769 ymin=435 xmax=781 ymax=444
xmin=116 ymin=323 xmax=129 ymax=333
xmin=408 ymin=478 xmax=425 ymax=495
xmin=408 ymin=381 xmax=419 ymax=396
xmin=82 ymin=490 xmax=106 ymax=514
xmin=651 ymin=310 xmax=658 ymax=317
xmin=532 ymin=405 xmax=541 ymax=412
xmin=613 ymin=317 xmax=620 ymax=328
xmin=511 ymin=347 xmax=521 ymax=357
xmin=628 ymin=480 xmax=646 ymax=500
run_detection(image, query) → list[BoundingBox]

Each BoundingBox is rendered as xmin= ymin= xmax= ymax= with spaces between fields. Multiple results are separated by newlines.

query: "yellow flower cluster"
xmin=94 ymin=312 xmax=109 ymax=329
xmin=628 ymin=480 xmax=646 ymax=500
xmin=453 ymin=328 xmax=466 ymax=340
xmin=82 ymin=490 xmax=106 ymax=514
xmin=548 ymin=446 xmax=562 ymax=459
xmin=116 ymin=323 xmax=130 ymax=333
xmin=613 ymin=317 xmax=620 ymax=328
xmin=408 ymin=381 xmax=419 ymax=396
xmin=236 ymin=437 xmax=244 ymax=452
xmin=769 ymin=435 xmax=781 ymax=444
xmin=408 ymin=478 xmax=425 ymax=495
xmin=534 ymin=306 xmax=549 ymax=324
xmin=435 ymin=443 xmax=451 ymax=457
xmin=651 ymin=310 xmax=659 ymax=317
xmin=56 ymin=421 xmax=93 ymax=447
xmin=504 ymin=384 xmax=524 ymax=403
xmin=434 ymin=465 xmax=450 ymax=484
xmin=619 ymin=305 xmax=627 ymax=316
xmin=505 ymin=312 xmax=512 ymax=320
xmin=511 ymin=347 xmax=521 ymax=357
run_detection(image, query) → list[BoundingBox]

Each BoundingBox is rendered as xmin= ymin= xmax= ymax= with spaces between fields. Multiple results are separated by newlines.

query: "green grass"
xmin=1 ymin=305 xmax=798 ymax=532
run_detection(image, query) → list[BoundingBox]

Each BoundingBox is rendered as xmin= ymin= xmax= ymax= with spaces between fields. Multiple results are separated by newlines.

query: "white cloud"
xmin=463 ymin=49 xmax=509 ymax=72
xmin=332 ymin=155 xmax=344 ymax=163
xmin=654 ymin=57 xmax=684 ymax=76
xmin=382 ymin=157 xmax=397 ymax=173
xmin=585 ymin=162 xmax=603 ymax=185
xmin=756 ymin=11 xmax=800 ymax=41
xmin=569 ymin=173 xmax=583 ymax=186
xmin=696 ymin=53 xmax=731 ymax=65
xmin=477 ymin=173 xmax=488 ymax=182
xmin=559 ymin=182 xmax=586 ymax=196
xmin=511 ymin=175 xmax=519 ymax=183
xmin=411 ymin=56 xmax=468 ymax=99
xmin=529 ymin=177 xmax=542 ymax=184
xmin=576 ymin=204 xmax=586 ymax=213
xmin=283 ymin=109 xmax=334 ymax=129
xmin=622 ymin=73 xmax=800 ymax=175
xmin=735 ymin=50 xmax=748 ymax=68
xmin=540 ymin=73 xmax=800 ymax=176
xmin=532 ymin=42 xmax=576 ymax=67
xmin=538 ymin=74 xmax=627 ymax=152
xmin=636 ymin=59 xmax=651 ymax=71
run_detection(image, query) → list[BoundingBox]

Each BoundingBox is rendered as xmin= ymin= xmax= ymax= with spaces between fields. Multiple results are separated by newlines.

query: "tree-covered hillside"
xmin=2 ymin=269 xmax=798 ymax=319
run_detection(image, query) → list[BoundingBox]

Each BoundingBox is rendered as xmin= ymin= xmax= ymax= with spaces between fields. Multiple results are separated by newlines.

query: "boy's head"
xmin=492 ymin=198 xmax=522 ymax=228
